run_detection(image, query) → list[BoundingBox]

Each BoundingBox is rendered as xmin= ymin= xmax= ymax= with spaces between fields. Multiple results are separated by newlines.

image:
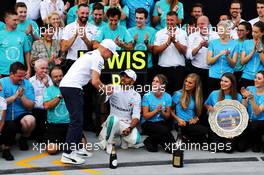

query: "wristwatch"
xmin=56 ymin=94 xmax=62 ymax=99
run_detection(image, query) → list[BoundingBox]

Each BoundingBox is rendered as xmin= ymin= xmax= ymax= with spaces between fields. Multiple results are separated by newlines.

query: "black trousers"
xmin=141 ymin=121 xmax=176 ymax=147
xmin=178 ymin=123 xmax=208 ymax=143
xmin=208 ymin=77 xmax=220 ymax=95
xmin=32 ymin=108 xmax=47 ymax=142
xmin=60 ymin=87 xmax=84 ymax=153
xmin=158 ymin=66 xmax=185 ymax=95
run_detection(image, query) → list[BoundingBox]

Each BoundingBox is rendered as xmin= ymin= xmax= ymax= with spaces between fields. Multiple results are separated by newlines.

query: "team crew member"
xmin=154 ymin=11 xmax=187 ymax=94
xmin=241 ymin=21 xmax=264 ymax=88
xmin=207 ymin=20 xmax=238 ymax=93
xmin=59 ymin=39 xmax=118 ymax=165
xmin=141 ymin=74 xmax=175 ymax=153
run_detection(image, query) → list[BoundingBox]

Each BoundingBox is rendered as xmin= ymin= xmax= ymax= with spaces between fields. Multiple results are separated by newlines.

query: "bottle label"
xmin=112 ymin=160 xmax=118 ymax=167
xmin=173 ymin=157 xmax=180 ymax=166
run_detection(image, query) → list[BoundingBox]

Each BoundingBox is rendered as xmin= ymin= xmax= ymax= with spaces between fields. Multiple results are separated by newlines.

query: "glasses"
xmin=230 ymin=8 xmax=241 ymax=10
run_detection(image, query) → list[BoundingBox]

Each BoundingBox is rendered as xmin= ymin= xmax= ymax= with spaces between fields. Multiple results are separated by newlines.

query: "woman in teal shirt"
xmin=240 ymin=71 xmax=264 ymax=152
xmin=205 ymin=73 xmax=242 ymax=153
xmin=234 ymin=21 xmax=252 ymax=90
xmin=171 ymin=73 xmax=208 ymax=143
xmin=141 ymin=74 xmax=175 ymax=153
xmin=241 ymin=21 xmax=264 ymax=88
xmin=207 ymin=20 xmax=238 ymax=94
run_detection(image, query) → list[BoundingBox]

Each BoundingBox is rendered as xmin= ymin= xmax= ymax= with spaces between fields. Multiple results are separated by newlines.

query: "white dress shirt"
xmin=187 ymin=31 xmax=219 ymax=69
xmin=17 ymin=0 xmax=42 ymax=20
xmin=40 ymin=0 xmax=64 ymax=20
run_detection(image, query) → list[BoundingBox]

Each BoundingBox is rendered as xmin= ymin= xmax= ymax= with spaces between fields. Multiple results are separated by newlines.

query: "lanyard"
xmin=42 ymin=39 xmax=52 ymax=60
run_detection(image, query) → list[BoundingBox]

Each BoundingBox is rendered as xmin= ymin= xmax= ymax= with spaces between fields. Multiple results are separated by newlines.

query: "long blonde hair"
xmin=47 ymin=11 xmax=65 ymax=27
xmin=170 ymin=0 xmax=179 ymax=11
xmin=180 ymin=73 xmax=203 ymax=117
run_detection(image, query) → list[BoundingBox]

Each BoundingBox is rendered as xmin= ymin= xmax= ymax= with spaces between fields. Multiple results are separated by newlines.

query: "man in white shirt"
xmin=61 ymin=3 xmax=98 ymax=72
xmin=187 ymin=16 xmax=219 ymax=99
xmin=40 ymin=0 xmax=70 ymax=23
xmin=29 ymin=59 xmax=53 ymax=142
xmin=17 ymin=0 xmax=41 ymax=20
xmin=249 ymin=0 xmax=264 ymax=25
xmin=153 ymin=11 xmax=188 ymax=94
xmin=59 ymin=39 xmax=118 ymax=165
xmin=98 ymin=69 xmax=141 ymax=154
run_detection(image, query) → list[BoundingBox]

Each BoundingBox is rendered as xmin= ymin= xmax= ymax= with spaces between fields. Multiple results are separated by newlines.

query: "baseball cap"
xmin=100 ymin=39 xmax=119 ymax=56
xmin=120 ymin=69 xmax=137 ymax=82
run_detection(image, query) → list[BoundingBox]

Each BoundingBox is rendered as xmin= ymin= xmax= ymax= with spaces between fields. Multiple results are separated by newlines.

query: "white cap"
xmin=100 ymin=39 xmax=119 ymax=56
xmin=120 ymin=69 xmax=137 ymax=81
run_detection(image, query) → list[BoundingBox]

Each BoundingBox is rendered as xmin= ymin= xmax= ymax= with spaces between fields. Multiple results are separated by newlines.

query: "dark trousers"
xmin=179 ymin=123 xmax=208 ymax=143
xmin=142 ymin=121 xmax=176 ymax=148
xmin=249 ymin=120 xmax=264 ymax=147
xmin=158 ymin=66 xmax=185 ymax=95
xmin=234 ymin=71 xmax=243 ymax=91
xmin=208 ymin=77 xmax=220 ymax=95
xmin=32 ymin=108 xmax=47 ymax=142
xmin=240 ymin=78 xmax=254 ymax=88
xmin=60 ymin=87 xmax=84 ymax=153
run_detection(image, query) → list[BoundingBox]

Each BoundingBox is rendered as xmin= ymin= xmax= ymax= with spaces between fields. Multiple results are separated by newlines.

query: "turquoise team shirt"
xmin=141 ymin=91 xmax=172 ymax=123
xmin=67 ymin=4 xmax=108 ymax=25
xmin=0 ymin=30 xmax=31 ymax=75
xmin=96 ymin=24 xmax=133 ymax=50
xmin=104 ymin=5 xmax=129 ymax=27
xmin=121 ymin=0 xmax=155 ymax=28
xmin=172 ymin=90 xmax=195 ymax=122
xmin=0 ymin=77 xmax=35 ymax=121
xmin=89 ymin=20 xmax=106 ymax=30
xmin=205 ymin=90 xmax=242 ymax=106
xmin=242 ymin=39 xmax=264 ymax=80
xmin=153 ymin=0 xmax=184 ymax=30
xmin=0 ymin=21 xmax=5 ymax=31
xmin=43 ymin=85 xmax=70 ymax=124
xmin=246 ymin=86 xmax=264 ymax=120
xmin=16 ymin=19 xmax=39 ymax=45
xmin=128 ymin=26 xmax=156 ymax=68
xmin=234 ymin=39 xmax=245 ymax=72
xmin=208 ymin=39 xmax=238 ymax=79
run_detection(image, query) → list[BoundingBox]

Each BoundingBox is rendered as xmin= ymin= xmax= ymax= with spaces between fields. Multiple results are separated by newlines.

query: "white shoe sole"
xmin=61 ymin=156 xmax=85 ymax=165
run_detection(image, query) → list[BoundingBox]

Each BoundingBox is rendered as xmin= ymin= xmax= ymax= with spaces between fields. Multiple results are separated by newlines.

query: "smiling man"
xmin=15 ymin=2 xmax=40 ymax=45
xmin=98 ymin=69 xmax=141 ymax=154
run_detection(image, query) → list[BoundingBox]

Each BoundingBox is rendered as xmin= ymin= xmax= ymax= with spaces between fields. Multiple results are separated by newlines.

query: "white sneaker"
xmin=97 ymin=140 xmax=107 ymax=150
xmin=61 ymin=152 xmax=85 ymax=165
xmin=106 ymin=143 xmax=113 ymax=154
xmin=75 ymin=148 xmax=93 ymax=158
xmin=128 ymin=143 xmax=144 ymax=148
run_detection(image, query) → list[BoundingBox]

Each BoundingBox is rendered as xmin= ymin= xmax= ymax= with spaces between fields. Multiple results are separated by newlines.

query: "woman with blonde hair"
xmin=47 ymin=11 xmax=65 ymax=40
xmin=207 ymin=20 xmax=238 ymax=93
xmin=171 ymin=73 xmax=208 ymax=143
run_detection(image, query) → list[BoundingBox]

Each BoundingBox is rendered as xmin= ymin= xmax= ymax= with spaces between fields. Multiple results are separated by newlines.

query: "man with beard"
xmin=98 ymin=69 xmax=141 ymax=154
xmin=90 ymin=2 xmax=106 ymax=32
xmin=61 ymin=3 xmax=97 ymax=72
xmin=229 ymin=0 xmax=245 ymax=28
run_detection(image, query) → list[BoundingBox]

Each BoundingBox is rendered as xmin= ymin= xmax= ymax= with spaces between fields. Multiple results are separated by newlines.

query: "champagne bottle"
xmin=109 ymin=144 xmax=117 ymax=169
xmin=172 ymin=127 xmax=184 ymax=168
